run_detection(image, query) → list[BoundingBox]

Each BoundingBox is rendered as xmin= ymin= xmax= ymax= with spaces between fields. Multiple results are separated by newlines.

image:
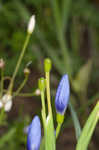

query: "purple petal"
xmin=27 ymin=116 xmax=41 ymax=150
xmin=55 ymin=74 xmax=70 ymax=114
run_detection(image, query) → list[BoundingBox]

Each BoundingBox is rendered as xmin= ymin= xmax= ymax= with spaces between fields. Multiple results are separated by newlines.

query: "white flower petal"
xmin=4 ymin=100 xmax=12 ymax=112
xmin=0 ymin=101 xmax=3 ymax=108
xmin=27 ymin=15 xmax=35 ymax=34
xmin=2 ymin=94 xmax=12 ymax=103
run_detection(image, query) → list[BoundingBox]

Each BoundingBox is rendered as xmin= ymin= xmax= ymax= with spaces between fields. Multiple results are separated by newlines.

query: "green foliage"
xmin=0 ymin=115 xmax=30 ymax=150
xmin=72 ymin=59 xmax=92 ymax=94
xmin=45 ymin=114 xmax=56 ymax=150
xmin=76 ymin=102 xmax=99 ymax=150
xmin=69 ymin=102 xmax=81 ymax=140
xmin=0 ymin=0 xmax=99 ymax=150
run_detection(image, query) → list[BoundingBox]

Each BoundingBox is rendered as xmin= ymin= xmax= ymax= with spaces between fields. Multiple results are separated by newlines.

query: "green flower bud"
xmin=44 ymin=58 xmax=52 ymax=72
xmin=38 ymin=78 xmax=45 ymax=91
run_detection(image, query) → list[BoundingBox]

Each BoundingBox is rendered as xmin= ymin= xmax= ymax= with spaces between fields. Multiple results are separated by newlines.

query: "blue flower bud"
xmin=55 ymin=74 xmax=70 ymax=115
xmin=27 ymin=116 xmax=41 ymax=150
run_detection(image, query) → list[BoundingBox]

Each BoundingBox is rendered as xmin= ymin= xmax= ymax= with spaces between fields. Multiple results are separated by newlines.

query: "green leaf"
xmin=72 ymin=59 xmax=92 ymax=93
xmin=69 ymin=101 xmax=81 ymax=140
xmin=76 ymin=101 xmax=99 ymax=150
xmin=45 ymin=114 xmax=56 ymax=150
xmin=62 ymin=0 xmax=72 ymax=31
xmin=0 ymin=128 xmax=16 ymax=148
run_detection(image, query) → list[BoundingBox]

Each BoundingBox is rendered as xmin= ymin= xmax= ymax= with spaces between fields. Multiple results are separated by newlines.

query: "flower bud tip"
xmin=27 ymin=15 xmax=35 ymax=34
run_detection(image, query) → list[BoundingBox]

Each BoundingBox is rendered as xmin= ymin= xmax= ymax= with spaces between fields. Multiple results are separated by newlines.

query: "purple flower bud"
xmin=27 ymin=116 xmax=41 ymax=150
xmin=55 ymin=74 xmax=70 ymax=115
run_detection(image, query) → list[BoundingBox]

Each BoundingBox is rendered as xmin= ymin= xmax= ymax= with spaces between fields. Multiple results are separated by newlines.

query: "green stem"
xmin=8 ymin=34 xmax=31 ymax=95
xmin=41 ymin=91 xmax=46 ymax=118
xmin=4 ymin=89 xmax=37 ymax=97
xmin=13 ymin=76 xmax=28 ymax=97
xmin=13 ymin=92 xmax=35 ymax=97
xmin=41 ymin=91 xmax=46 ymax=129
xmin=0 ymin=108 xmax=5 ymax=125
xmin=56 ymin=123 xmax=61 ymax=139
xmin=45 ymin=72 xmax=52 ymax=114
xmin=0 ymin=69 xmax=4 ymax=97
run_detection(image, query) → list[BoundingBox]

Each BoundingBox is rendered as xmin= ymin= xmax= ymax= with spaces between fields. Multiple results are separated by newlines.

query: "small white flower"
xmin=0 ymin=94 xmax=13 ymax=112
xmin=2 ymin=94 xmax=12 ymax=103
xmin=27 ymin=15 xmax=35 ymax=34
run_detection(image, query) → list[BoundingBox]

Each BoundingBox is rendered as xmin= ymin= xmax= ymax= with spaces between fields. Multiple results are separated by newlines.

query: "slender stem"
xmin=14 ymin=76 xmax=28 ymax=97
xmin=8 ymin=34 xmax=31 ymax=94
xmin=0 ymin=69 xmax=4 ymax=97
xmin=41 ymin=91 xmax=46 ymax=129
xmin=56 ymin=123 xmax=61 ymax=139
xmin=4 ymin=89 xmax=37 ymax=97
xmin=0 ymin=108 xmax=5 ymax=125
xmin=13 ymin=92 xmax=35 ymax=97
xmin=41 ymin=91 xmax=46 ymax=118
xmin=45 ymin=72 xmax=52 ymax=113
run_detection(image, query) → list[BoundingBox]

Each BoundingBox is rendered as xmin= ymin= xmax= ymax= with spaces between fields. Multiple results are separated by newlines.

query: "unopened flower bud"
xmin=35 ymin=89 xmax=40 ymax=96
xmin=38 ymin=78 xmax=45 ymax=92
xmin=27 ymin=116 xmax=41 ymax=150
xmin=0 ymin=58 xmax=5 ymax=69
xmin=27 ymin=15 xmax=35 ymax=34
xmin=24 ymin=68 xmax=30 ymax=76
xmin=44 ymin=58 xmax=52 ymax=73
xmin=1 ymin=94 xmax=13 ymax=112
xmin=55 ymin=74 xmax=70 ymax=115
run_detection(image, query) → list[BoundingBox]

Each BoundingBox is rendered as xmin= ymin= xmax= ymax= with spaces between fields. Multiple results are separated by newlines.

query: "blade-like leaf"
xmin=72 ymin=59 xmax=92 ymax=93
xmin=69 ymin=101 xmax=81 ymax=139
xmin=76 ymin=101 xmax=99 ymax=150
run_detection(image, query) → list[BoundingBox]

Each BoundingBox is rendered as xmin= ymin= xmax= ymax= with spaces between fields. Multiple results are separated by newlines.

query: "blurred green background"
xmin=0 ymin=0 xmax=99 ymax=150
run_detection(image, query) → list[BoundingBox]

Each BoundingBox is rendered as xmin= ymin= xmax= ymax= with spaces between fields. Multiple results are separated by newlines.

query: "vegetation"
xmin=0 ymin=0 xmax=99 ymax=150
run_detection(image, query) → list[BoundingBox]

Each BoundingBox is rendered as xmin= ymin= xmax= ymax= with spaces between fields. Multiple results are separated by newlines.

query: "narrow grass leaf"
xmin=69 ymin=102 xmax=81 ymax=139
xmin=76 ymin=101 xmax=99 ymax=150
